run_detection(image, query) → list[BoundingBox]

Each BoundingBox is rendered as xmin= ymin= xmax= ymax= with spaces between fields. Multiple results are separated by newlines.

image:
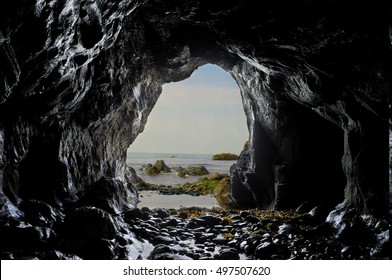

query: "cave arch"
xmin=128 ymin=63 xmax=249 ymax=155
xmin=0 ymin=0 xmax=389 ymax=218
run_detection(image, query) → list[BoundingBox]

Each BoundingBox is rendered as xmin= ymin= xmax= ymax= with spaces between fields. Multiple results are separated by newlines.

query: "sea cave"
xmin=0 ymin=0 xmax=390 ymax=260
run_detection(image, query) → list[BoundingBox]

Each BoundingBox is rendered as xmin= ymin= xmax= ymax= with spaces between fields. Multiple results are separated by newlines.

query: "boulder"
xmin=186 ymin=165 xmax=209 ymax=176
xmin=212 ymin=153 xmax=239 ymax=160
xmin=214 ymin=178 xmax=236 ymax=209
xmin=154 ymin=160 xmax=171 ymax=173
xmin=64 ymin=206 xmax=118 ymax=259
xmin=77 ymin=177 xmax=133 ymax=214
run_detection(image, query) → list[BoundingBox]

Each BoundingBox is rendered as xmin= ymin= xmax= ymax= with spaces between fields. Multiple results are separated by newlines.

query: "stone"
xmin=152 ymin=235 xmax=175 ymax=245
xmin=255 ymin=242 xmax=291 ymax=260
xmin=142 ymin=164 xmax=160 ymax=176
xmin=148 ymin=244 xmax=192 ymax=260
xmin=186 ymin=165 xmax=209 ymax=176
xmin=123 ymin=208 xmax=149 ymax=221
xmin=212 ymin=153 xmax=239 ymax=160
xmin=307 ymin=205 xmax=332 ymax=224
xmin=191 ymin=215 xmax=222 ymax=227
xmin=77 ymin=177 xmax=133 ymax=214
xmin=214 ymin=178 xmax=236 ymax=209
xmin=154 ymin=160 xmax=171 ymax=173
xmin=64 ymin=206 xmax=118 ymax=259
xmin=19 ymin=199 xmax=63 ymax=228
xmin=217 ymin=248 xmax=240 ymax=260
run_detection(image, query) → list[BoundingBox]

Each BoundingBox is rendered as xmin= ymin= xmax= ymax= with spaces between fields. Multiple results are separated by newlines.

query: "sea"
xmin=126 ymin=152 xmax=236 ymax=186
xmin=126 ymin=152 xmax=237 ymax=208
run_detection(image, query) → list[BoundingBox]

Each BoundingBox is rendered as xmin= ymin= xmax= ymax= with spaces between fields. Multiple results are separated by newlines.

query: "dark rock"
xmin=125 ymin=166 xmax=143 ymax=184
xmin=217 ymin=248 xmax=240 ymax=260
xmin=255 ymin=242 xmax=291 ymax=260
xmin=124 ymin=208 xmax=149 ymax=221
xmin=154 ymin=160 xmax=171 ymax=173
xmin=148 ymin=244 xmax=192 ymax=260
xmin=19 ymin=199 xmax=63 ymax=228
xmin=64 ymin=206 xmax=118 ymax=259
xmin=154 ymin=209 xmax=169 ymax=219
xmin=307 ymin=205 xmax=332 ymax=224
xmin=152 ymin=235 xmax=175 ymax=245
xmin=192 ymin=215 xmax=222 ymax=227
xmin=77 ymin=177 xmax=133 ymax=214
xmin=327 ymin=204 xmax=375 ymax=246
xmin=0 ymin=196 xmax=24 ymax=221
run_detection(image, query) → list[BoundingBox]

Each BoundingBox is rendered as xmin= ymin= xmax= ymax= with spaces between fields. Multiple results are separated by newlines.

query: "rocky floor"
xmin=1 ymin=199 xmax=390 ymax=260
xmin=124 ymin=206 xmax=390 ymax=260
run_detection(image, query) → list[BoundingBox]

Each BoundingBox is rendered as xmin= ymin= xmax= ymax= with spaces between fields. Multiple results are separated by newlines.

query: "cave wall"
xmin=0 ymin=0 xmax=390 ymax=218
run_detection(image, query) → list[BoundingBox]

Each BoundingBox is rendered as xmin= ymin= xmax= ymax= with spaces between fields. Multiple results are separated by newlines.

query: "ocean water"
xmin=126 ymin=152 xmax=236 ymax=186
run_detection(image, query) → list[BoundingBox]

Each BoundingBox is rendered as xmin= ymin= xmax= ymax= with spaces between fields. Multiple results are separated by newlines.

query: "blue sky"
xmin=128 ymin=64 xmax=249 ymax=154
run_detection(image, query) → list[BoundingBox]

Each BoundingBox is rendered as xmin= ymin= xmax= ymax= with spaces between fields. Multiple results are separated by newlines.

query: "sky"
xmin=128 ymin=64 xmax=249 ymax=155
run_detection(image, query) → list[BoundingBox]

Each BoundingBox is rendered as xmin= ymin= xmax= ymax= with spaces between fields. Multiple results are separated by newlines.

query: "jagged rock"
xmin=76 ymin=177 xmax=133 ymax=214
xmin=19 ymin=199 xmax=63 ymax=228
xmin=141 ymin=164 xmax=160 ymax=176
xmin=154 ymin=160 xmax=171 ymax=173
xmin=125 ymin=166 xmax=143 ymax=184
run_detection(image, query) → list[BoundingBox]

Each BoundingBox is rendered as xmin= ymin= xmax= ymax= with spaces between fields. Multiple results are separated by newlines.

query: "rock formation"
xmin=0 ymin=0 xmax=390 ymax=259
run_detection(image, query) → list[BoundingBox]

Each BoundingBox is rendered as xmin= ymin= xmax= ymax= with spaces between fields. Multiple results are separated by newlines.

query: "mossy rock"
xmin=142 ymin=164 xmax=160 ymax=176
xmin=173 ymin=166 xmax=188 ymax=178
xmin=186 ymin=165 xmax=209 ymax=176
xmin=214 ymin=177 xmax=235 ymax=209
xmin=208 ymin=172 xmax=228 ymax=181
xmin=243 ymin=140 xmax=250 ymax=150
xmin=154 ymin=160 xmax=171 ymax=173
xmin=212 ymin=153 xmax=239 ymax=160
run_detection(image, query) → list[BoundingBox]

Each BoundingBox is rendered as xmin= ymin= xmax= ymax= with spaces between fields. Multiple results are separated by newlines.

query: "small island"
xmin=212 ymin=153 xmax=239 ymax=160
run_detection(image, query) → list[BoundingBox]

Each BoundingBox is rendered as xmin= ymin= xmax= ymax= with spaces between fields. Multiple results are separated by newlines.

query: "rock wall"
xmin=0 ymin=0 xmax=390 ymax=221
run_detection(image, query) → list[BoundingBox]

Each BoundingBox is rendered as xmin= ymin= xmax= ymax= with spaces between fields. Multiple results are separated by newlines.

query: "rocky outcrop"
xmin=212 ymin=153 xmax=239 ymax=160
xmin=0 ymin=0 xmax=390 ymax=259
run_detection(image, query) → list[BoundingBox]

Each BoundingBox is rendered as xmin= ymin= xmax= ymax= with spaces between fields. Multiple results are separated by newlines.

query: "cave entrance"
xmin=126 ymin=64 xmax=248 ymax=209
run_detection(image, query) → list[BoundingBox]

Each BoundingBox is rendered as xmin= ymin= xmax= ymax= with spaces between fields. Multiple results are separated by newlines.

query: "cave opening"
xmin=126 ymin=64 xmax=249 ymax=209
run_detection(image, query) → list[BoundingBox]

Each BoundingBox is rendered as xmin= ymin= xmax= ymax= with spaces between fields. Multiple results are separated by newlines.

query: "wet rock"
xmin=124 ymin=208 xmax=149 ymax=222
xmin=64 ymin=206 xmax=118 ymax=259
xmin=307 ymin=205 xmax=332 ymax=224
xmin=77 ymin=177 xmax=133 ymax=214
xmin=152 ymin=235 xmax=175 ymax=245
xmin=148 ymin=244 xmax=192 ymax=260
xmin=19 ymin=199 xmax=63 ymax=228
xmin=341 ymin=246 xmax=362 ymax=259
xmin=255 ymin=242 xmax=290 ymax=259
xmin=0 ymin=196 xmax=24 ymax=222
xmin=217 ymin=248 xmax=240 ymax=260
xmin=154 ymin=209 xmax=170 ymax=219
xmin=192 ymin=215 xmax=222 ymax=227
